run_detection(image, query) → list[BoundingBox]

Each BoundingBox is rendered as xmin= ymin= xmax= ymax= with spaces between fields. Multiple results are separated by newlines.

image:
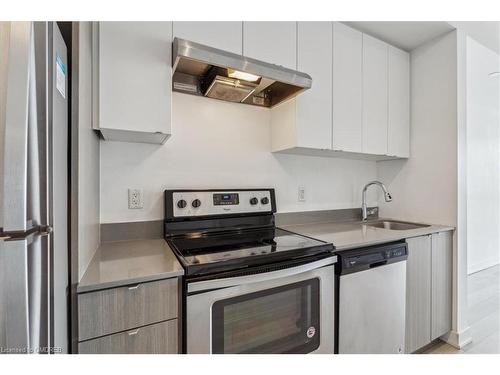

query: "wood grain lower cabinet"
xmin=78 ymin=278 xmax=178 ymax=341
xmin=405 ymin=231 xmax=453 ymax=353
xmin=431 ymin=231 xmax=453 ymax=340
xmin=405 ymin=235 xmax=432 ymax=353
xmin=79 ymin=320 xmax=178 ymax=354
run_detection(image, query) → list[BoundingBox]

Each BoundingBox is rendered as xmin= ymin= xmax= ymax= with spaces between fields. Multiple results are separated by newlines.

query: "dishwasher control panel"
xmin=385 ymin=248 xmax=406 ymax=258
xmin=338 ymin=242 xmax=408 ymax=275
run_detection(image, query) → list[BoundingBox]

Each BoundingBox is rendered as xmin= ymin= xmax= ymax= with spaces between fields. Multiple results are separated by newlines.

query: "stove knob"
xmin=192 ymin=199 xmax=201 ymax=208
xmin=249 ymin=197 xmax=258 ymax=205
xmin=261 ymin=197 xmax=269 ymax=205
xmin=177 ymin=199 xmax=187 ymax=209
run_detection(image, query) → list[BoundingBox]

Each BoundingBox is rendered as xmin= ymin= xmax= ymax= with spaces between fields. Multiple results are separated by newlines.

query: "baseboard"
xmin=441 ymin=327 xmax=472 ymax=349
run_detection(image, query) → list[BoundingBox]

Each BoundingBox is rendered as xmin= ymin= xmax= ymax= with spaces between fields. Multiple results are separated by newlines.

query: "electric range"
xmin=164 ymin=188 xmax=336 ymax=354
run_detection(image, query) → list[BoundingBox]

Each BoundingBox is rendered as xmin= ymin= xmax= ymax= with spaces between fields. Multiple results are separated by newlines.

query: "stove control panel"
xmin=213 ymin=193 xmax=239 ymax=206
xmin=167 ymin=189 xmax=275 ymax=218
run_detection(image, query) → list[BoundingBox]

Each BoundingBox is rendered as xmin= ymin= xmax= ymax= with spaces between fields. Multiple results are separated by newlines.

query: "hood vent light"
xmin=172 ymin=38 xmax=312 ymax=108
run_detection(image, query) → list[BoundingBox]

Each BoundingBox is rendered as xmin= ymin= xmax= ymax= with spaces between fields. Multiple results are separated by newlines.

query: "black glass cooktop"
xmin=166 ymin=227 xmax=334 ymax=276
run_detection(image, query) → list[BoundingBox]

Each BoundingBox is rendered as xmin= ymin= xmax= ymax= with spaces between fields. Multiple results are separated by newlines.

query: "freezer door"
xmin=0 ymin=235 xmax=49 ymax=354
xmin=0 ymin=238 xmax=29 ymax=352
xmin=0 ymin=236 xmax=48 ymax=353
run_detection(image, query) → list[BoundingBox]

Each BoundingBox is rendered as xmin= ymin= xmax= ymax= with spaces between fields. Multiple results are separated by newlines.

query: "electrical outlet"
xmin=298 ymin=186 xmax=306 ymax=202
xmin=128 ymin=188 xmax=143 ymax=209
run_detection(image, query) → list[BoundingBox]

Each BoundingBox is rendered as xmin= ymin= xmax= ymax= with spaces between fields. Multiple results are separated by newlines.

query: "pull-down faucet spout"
xmin=361 ymin=181 xmax=392 ymax=221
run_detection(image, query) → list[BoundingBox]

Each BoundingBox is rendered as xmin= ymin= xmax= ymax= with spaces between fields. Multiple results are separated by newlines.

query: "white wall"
xmin=377 ymin=31 xmax=458 ymax=227
xmin=100 ymin=93 xmax=379 ymax=223
xmin=455 ymin=29 xmax=471 ymax=348
xmin=466 ymin=37 xmax=500 ymax=275
xmin=78 ymin=22 xmax=100 ymax=280
xmin=377 ymin=30 xmax=473 ymax=348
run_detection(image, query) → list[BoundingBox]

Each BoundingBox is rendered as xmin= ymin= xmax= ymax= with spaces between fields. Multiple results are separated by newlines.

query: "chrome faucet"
xmin=361 ymin=181 xmax=392 ymax=221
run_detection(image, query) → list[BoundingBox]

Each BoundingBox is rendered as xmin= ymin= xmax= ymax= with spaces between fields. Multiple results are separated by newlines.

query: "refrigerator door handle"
xmin=0 ymin=225 xmax=42 ymax=240
xmin=38 ymin=225 xmax=53 ymax=236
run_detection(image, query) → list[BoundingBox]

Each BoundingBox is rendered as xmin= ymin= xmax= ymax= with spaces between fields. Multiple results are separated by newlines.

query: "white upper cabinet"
xmin=243 ymin=22 xmax=297 ymax=69
xmin=388 ymin=45 xmax=410 ymax=158
xmin=362 ymin=34 xmax=388 ymax=155
xmin=95 ymin=22 xmax=172 ymax=144
xmin=269 ymin=22 xmax=410 ymax=160
xmin=332 ymin=22 xmax=363 ymax=153
xmin=295 ymin=22 xmax=333 ymax=149
xmin=172 ymin=22 xmax=243 ymax=55
xmin=271 ymin=22 xmax=332 ymax=151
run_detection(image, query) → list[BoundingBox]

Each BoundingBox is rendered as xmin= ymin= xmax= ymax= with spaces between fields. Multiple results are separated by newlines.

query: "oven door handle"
xmin=187 ymin=255 xmax=337 ymax=294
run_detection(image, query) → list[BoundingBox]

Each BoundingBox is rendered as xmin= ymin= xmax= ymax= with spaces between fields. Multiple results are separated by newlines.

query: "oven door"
xmin=186 ymin=256 xmax=336 ymax=354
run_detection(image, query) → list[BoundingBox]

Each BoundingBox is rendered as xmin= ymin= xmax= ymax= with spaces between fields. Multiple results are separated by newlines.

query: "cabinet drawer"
xmin=78 ymin=278 xmax=178 ymax=341
xmin=79 ymin=319 xmax=178 ymax=354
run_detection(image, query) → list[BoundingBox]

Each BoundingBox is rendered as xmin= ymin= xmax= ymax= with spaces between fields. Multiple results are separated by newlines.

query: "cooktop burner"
xmin=164 ymin=189 xmax=334 ymax=276
xmin=167 ymin=227 xmax=331 ymax=275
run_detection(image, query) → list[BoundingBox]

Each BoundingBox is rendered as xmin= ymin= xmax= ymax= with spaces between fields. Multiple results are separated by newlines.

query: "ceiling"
xmin=344 ymin=21 xmax=455 ymax=51
xmin=448 ymin=21 xmax=500 ymax=54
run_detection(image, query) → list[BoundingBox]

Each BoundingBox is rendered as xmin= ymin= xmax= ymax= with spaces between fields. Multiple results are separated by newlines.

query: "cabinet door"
xmin=431 ymin=231 xmax=453 ymax=340
xmin=295 ymin=22 xmax=332 ymax=149
xmin=362 ymin=34 xmax=388 ymax=155
xmin=98 ymin=22 xmax=172 ymax=136
xmin=332 ymin=22 xmax=362 ymax=152
xmin=243 ymin=22 xmax=296 ymax=69
xmin=388 ymin=45 xmax=410 ymax=157
xmin=405 ymin=235 xmax=432 ymax=353
xmin=172 ymin=21 xmax=242 ymax=54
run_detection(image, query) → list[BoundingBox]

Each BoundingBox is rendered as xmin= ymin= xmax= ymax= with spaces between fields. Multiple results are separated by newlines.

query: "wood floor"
xmin=423 ymin=264 xmax=500 ymax=354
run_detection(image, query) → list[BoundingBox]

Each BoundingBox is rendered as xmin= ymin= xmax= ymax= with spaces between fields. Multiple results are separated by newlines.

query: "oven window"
xmin=212 ymin=279 xmax=320 ymax=354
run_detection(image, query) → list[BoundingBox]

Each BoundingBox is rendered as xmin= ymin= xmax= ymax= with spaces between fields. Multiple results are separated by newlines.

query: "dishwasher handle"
xmin=338 ymin=242 xmax=407 ymax=275
xmin=369 ymin=260 xmax=388 ymax=269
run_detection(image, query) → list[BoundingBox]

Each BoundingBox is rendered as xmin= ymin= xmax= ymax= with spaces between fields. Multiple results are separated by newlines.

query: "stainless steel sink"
xmin=363 ymin=220 xmax=430 ymax=231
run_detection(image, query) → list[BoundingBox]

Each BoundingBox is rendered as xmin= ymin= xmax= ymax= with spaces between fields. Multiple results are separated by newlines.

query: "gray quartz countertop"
xmin=78 ymin=239 xmax=183 ymax=293
xmin=282 ymin=218 xmax=455 ymax=251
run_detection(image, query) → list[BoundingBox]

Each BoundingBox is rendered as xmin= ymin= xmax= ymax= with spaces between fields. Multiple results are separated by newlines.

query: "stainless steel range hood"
xmin=172 ymin=38 xmax=312 ymax=108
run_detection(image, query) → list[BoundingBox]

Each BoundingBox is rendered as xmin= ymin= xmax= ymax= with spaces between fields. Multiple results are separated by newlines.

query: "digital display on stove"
xmin=213 ymin=193 xmax=239 ymax=205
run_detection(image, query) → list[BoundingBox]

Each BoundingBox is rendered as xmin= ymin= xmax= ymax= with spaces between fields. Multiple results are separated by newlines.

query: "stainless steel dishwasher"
xmin=337 ymin=242 xmax=408 ymax=354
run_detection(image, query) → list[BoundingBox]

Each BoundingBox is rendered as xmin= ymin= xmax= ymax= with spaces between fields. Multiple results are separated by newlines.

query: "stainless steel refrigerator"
xmin=1 ymin=21 xmax=69 ymax=354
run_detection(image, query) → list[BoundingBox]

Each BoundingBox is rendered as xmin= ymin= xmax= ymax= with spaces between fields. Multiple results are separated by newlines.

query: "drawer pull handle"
xmin=128 ymin=329 xmax=139 ymax=336
xmin=128 ymin=284 xmax=140 ymax=290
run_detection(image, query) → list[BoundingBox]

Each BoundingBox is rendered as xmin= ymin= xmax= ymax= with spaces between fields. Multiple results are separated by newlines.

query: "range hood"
xmin=172 ymin=38 xmax=312 ymax=108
